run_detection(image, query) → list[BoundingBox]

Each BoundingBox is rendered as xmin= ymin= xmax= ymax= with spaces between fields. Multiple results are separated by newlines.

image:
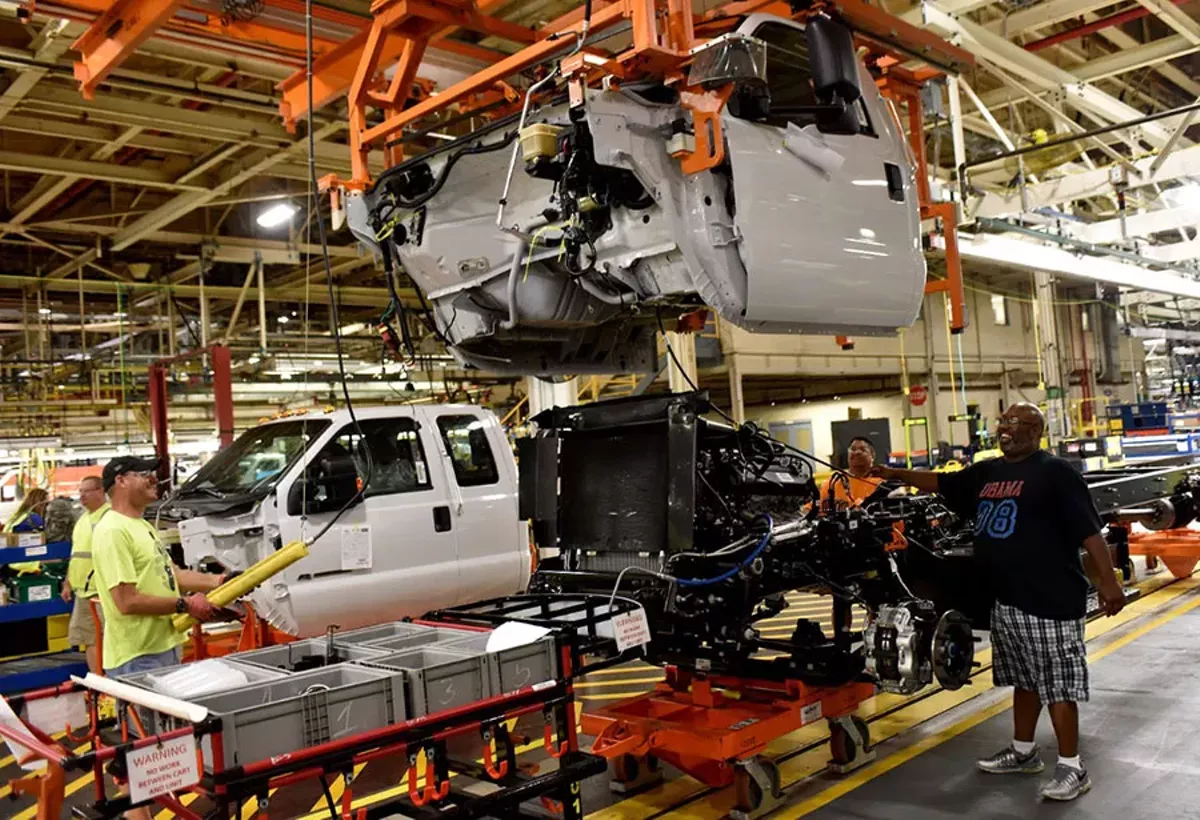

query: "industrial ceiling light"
xmin=256 ymin=202 xmax=298 ymax=228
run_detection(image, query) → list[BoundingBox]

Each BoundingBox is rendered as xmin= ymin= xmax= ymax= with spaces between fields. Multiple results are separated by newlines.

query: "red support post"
xmin=148 ymin=362 xmax=170 ymax=482
xmin=210 ymin=344 xmax=235 ymax=448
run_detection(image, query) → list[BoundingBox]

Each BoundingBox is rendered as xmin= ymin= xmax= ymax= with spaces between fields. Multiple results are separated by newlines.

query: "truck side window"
xmin=753 ymin=22 xmax=874 ymax=136
xmin=328 ymin=418 xmax=433 ymax=496
xmin=437 ymin=415 xmax=499 ymax=487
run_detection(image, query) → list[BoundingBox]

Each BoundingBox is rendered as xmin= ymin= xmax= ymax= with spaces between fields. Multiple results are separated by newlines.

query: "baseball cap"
xmin=102 ymin=456 xmax=161 ymax=491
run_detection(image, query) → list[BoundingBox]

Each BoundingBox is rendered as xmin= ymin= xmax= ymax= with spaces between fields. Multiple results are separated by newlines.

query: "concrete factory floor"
xmin=0 ymin=567 xmax=1194 ymax=819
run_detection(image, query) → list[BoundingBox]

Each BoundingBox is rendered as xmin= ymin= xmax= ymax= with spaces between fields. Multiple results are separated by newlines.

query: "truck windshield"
xmin=179 ymin=419 xmax=331 ymax=496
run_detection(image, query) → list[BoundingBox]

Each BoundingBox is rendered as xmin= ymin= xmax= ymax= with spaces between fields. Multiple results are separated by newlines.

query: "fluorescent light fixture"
xmin=37 ymin=307 xmax=51 ymax=316
xmin=277 ymin=315 xmax=289 ymax=324
xmin=257 ymin=202 xmax=298 ymax=228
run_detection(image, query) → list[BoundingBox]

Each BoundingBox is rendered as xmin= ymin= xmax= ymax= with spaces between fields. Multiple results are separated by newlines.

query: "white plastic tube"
xmin=71 ymin=674 xmax=209 ymax=724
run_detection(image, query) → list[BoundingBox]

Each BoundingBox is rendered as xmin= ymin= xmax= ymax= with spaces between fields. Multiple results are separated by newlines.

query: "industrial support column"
xmin=526 ymin=377 xmax=578 ymax=417
xmin=666 ymin=331 xmax=698 ymax=393
xmin=1033 ymin=271 xmax=1068 ymax=440
xmin=728 ymin=353 xmax=745 ymax=425
xmin=921 ymin=294 xmax=944 ymax=446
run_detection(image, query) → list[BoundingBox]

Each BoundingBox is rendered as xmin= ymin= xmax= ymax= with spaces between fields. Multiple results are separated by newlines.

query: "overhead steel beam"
xmin=0 ymin=113 xmax=210 ymax=155
xmin=972 ymin=144 xmax=1200 ymax=218
xmin=958 ymin=232 xmax=1200 ymax=298
xmin=23 ymin=86 xmax=298 ymax=146
xmin=10 ymin=221 xmax=366 ymax=261
xmin=1143 ymin=238 xmax=1200 ymax=264
xmin=1094 ymin=25 xmax=1200 ymax=99
xmin=922 ymin=3 xmax=1176 ymax=146
xmin=110 ymin=121 xmax=345 ymax=251
xmin=0 ymin=150 xmax=207 ymax=190
xmin=1076 ymin=36 xmax=1199 ymax=83
xmin=1063 ymin=208 xmax=1200 ymax=244
xmin=0 ymin=273 xmax=397 ymax=307
xmin=71 ymin=0 xmax=189 ymax=99
xmin=1133 ymin=0 xmax=1200 ymax=45
xmin=0 ymin=20 xmax=71 ymax=123
xmin=986 ymin=0 xmax=1116 ymax=35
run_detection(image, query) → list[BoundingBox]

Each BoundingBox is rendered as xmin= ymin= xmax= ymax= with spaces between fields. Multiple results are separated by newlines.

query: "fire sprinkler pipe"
xmin=1024 ymin=0 xmax=1190 ymax=52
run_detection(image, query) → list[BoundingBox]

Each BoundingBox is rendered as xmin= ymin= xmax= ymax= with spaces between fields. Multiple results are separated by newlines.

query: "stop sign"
xmin=910 ymin=385 xmax=928 ymax=407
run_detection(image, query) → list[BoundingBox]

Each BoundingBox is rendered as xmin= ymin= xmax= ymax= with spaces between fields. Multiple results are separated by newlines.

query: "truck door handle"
xmin=884 ymin=162 xmax=905 ymax=202
xmin=433 ymin=505 xmax=452 ymax=532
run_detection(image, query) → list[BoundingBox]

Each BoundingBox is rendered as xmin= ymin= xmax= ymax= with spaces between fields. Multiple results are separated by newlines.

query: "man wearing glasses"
xmin=873 ymin=402 xmax=1124 ymax=802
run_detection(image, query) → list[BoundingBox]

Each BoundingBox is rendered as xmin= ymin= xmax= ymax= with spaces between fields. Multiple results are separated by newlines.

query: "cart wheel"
xmin=733 ymin=759 xmax=779 ymax=812
xmin=830 ymin=717 xmax=871 ymax=766
xmin=614 ymin=754 xmax=640 ymax=783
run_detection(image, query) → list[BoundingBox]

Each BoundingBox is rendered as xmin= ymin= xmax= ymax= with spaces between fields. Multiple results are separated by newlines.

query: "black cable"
xmin=169 ymin=293 xmax=203 ymax=349
xmin=387 ymin=131 xmax=517 ymax=210
xmin=303 ymin=0 xmax=373 ymax=545
xmin=319 ymin=775 xmax=338 ymax=819
xmin=654 ymin=309 xmax=853 ymax=482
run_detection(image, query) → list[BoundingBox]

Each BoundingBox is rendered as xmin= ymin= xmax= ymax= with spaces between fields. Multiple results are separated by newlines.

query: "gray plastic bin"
xmin=363 ymin=648 xmax=490 ymax=718
xmin=366 ymin=626 xmax=483 ymax=653
xmin=119 ymin=659 xmax=287 ymax=697
xmin=176 ymin=665 xmax=405 ymax=771
xmin=234 ymin=638 xmax=388 ymax=672
xmin=337 ymin=622 xmax=428 ymax=645
xmin=442 ymin=633 xmax=559 ymax=693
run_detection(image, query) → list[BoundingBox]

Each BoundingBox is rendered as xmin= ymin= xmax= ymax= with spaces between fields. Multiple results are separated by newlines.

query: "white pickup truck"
xmin=154 ymin=406 xmax=530 ymax=636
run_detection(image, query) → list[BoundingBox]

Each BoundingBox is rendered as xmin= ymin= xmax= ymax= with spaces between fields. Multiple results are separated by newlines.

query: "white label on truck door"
xmin=613 ymin=607 xmax=652 ymax=653
xmin=340 ymin=525 xmax=372 ymax=570
xmin=127 ymin=734 xmax=200 ymax=803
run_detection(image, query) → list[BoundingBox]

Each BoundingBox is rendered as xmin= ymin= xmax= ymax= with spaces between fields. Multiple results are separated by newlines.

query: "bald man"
xmin=874 ymin=402 xmax=1123 ymax=803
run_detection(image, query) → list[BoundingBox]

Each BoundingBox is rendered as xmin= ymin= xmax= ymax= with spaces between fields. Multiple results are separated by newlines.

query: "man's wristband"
xmin=174 ymin=597 xmax=188 ymax=614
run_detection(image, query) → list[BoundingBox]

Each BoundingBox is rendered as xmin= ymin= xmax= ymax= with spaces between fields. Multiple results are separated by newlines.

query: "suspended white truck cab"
xmin=347 ymin=14 xmax=926 ymax=375
xmin=155 ymin=406 xmax=529 ymax=636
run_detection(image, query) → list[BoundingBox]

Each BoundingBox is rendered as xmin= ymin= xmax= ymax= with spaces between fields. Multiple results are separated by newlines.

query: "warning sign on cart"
xmin=613 ymin=606 xmax=652 ymax=652
xmin=127 ymin=734 xmax=200 ymax=804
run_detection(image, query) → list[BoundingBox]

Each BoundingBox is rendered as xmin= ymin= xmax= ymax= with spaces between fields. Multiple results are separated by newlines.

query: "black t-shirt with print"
xmin=936 ymin=450 xmax=1103 ymax=621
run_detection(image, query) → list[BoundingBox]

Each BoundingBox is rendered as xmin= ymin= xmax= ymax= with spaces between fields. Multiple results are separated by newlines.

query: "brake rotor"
xmin=932 ymin=609 xmax=974 ymax=690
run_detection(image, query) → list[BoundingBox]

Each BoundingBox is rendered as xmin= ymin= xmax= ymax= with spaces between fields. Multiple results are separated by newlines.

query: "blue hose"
xmin=676 ymin=515 xmax=774 ymax=587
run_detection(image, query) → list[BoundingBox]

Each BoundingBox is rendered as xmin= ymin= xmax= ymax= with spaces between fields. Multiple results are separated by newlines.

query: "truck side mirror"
xmin=806 ymin=16 xmax=863 ymax=135
xmin=286 ymin=451 xmax=361 ymax=516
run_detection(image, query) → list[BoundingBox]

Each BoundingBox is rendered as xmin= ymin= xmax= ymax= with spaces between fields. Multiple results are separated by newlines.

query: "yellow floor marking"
xmin=0 ymin=731 xmax=68 ymax=771
xmin=576 ymin=677 xmax=665 ymax=690
xmin=586 ymin=576 xmax=1200 ymax=820
xmin=578 ymin=663 xmax=659 ymax=677
xmin=301 ymin=761 xmax=368 ymax=815
xmin=780 ymin=585 xmax=1200 ymax=818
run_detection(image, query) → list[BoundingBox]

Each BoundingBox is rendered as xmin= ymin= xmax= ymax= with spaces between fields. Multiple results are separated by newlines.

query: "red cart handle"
xmin=482 ymin=737 xmax=508 ymax=779
xmin=543 ymin=723 xmax=568 ymax=759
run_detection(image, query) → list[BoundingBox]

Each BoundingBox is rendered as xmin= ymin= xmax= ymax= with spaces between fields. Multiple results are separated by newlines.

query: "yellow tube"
xmin=172 ymin=540 xmax=310 ymax=632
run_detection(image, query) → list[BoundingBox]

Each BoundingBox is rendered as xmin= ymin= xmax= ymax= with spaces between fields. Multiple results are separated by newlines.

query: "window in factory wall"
xmin=991 ymin=294 xmax=1009 ymax=326
xmin=437 ymin=415 xmax=499 ymax=487
xmin=329 ymin=417 xmax=432 ymax=496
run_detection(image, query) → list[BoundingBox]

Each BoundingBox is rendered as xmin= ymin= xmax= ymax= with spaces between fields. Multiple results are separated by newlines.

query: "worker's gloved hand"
xmin=184 ymin=592 xmax=219 ymax=622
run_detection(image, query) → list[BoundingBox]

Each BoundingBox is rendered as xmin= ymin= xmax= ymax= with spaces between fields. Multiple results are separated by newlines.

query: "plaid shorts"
xmin=991 ymin=601 xmax=1088 ymax=704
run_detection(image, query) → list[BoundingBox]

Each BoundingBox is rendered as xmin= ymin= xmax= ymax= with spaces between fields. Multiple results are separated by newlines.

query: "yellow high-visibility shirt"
xmin=91 ymin=510 xmax=182 ymax=671
xmin=67 ymin=503 xmax=111 ymax=598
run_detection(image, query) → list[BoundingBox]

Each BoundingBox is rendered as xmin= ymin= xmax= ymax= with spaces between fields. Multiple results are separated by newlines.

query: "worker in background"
xmin=822 ymin=437 xmax=888 ymax=507
xmin=93 ymin=457 xmax=228 ymax=820
xmin=873 ymin=402 xmax=1124 ymax=803
xmin=60 ymin=476 xmax=110 ymax=675
xmin=5 ymin=486 xmax=49 ymax=573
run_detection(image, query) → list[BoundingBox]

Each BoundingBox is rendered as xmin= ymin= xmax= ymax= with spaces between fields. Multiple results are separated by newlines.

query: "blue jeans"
xmin=105 ymin=646 xmax=182 ymax=678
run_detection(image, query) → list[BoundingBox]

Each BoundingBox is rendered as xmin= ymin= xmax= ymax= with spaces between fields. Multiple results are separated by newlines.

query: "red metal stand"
xmin=585 ymin=667 xmax=875 ymax=789
xmin=147 ymin=344 xmax=234 ymax=482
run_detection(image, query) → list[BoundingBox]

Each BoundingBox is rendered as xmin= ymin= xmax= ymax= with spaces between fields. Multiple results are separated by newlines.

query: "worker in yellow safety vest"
xmin=4 ymin=486 xmax=49 ymax=573
xmin=61 ymin=476 xmax=110 ymax=674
